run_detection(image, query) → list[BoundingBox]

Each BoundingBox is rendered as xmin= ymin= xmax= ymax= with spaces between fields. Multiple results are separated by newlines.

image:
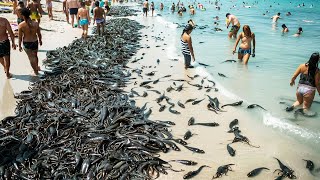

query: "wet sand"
xmin=0 ymin=1 xmax=82 ymax=119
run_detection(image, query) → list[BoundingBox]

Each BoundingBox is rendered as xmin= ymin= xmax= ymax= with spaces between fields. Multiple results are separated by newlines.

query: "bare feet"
xmin=5 ymin=72 xmax=12 ymax=79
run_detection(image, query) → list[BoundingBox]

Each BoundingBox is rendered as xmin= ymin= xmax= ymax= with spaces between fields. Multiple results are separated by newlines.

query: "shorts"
xmin=30 ymin=12 xmax=40 ymax=20
xmin=0 ymin=39 xmax=10 ymax=57
xmin=297 ymin=84 xmax=316 ymax=96
xmin=238 ymin=47 xmax=251 ymax=55
xmin=183 ymin=53 xmax=191 ymax=67
xmin=23 ymin=41 xmax=38 ymax=51
xmin=79 ymin=19 xmax=89 ymax=26
xmin=17 ymin=18 xmax=24 ymax=25
xmin=143 ymin=7 xmax=147 ymax=13
xmin=230 ymin=24 xmax=240 ymax=32
xmin=46 ymin=2 xmax=52 ymax=8
xmin=96 ymin=18 xmax=105 ymax=24
xmin=69 ymin=8 xmax=78 ymax=15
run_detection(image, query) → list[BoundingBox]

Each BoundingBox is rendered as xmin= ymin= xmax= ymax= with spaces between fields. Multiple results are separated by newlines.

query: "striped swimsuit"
xmin=181 ymin=39 xmax=190 ymax=55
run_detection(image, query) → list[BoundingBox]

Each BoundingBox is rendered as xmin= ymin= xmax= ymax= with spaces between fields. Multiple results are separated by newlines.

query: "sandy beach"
xmin=0 ymin=2 xmax=320 ymax=180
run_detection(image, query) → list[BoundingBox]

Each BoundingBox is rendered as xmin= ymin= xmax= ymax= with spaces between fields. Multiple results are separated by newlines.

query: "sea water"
xmin=148 ymin=0 xmax=320 ymax=149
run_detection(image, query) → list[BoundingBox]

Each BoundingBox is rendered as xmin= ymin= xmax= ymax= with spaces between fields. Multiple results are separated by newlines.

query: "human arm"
xmin=36 ymin=23 xmax=42 ymax=46
xmin=226 ymin=17 xmax=231 ymax=28
xmin=37 ymin=4 xmax=42 ymax=16
xmin=316 ymin=71 xmax=320 ymax=95
xmin=290 ymin=65 xmax=302 ymax=86
xmin=233 ymin=33 xmax=241 ymax=53
xmin=252 ymin=33 xmax=255 ymax=54
xmin=187 ymin=36 xmax=195 ymax=61
xmin=18 ymin=24 xmax=23 ymax=51
xmin=6 ymin=19 xmax=16 ymax=50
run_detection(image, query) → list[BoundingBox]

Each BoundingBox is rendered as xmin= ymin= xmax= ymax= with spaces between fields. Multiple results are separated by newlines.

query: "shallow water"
xmin=151 ymin=0 xmax=320 ymax=149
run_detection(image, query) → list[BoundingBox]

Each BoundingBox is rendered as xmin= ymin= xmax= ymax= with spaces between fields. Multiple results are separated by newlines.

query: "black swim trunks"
xmin=143 ymin=7 xmax=147 ymax=13
xmin=0 ymin=39 xmax=10 ymax=57
xmin=23 ymin=41 xmax=38 ymax=51
xmin=69 ymin=8 xmax=78 ymax=15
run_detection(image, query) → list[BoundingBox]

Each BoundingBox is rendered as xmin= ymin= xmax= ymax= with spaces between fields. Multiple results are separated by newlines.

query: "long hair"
xmin=181 ymin=24 xmax=193 ymax=36
xmin=20 ymin=8 xmax=31 ymax=28
xmin=243 ymin=25 xmax=252 ymax=38
xmin=306 ymin=52 xmax=319 ymax=84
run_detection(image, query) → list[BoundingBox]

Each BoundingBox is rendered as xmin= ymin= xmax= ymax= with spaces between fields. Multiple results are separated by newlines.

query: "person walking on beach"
xmin=181 ymin=24 xmax=195 ymax=69
xmin=77 ymin=2 xmax=90 ymax=40
xmin=63 ymin=0 xmax=70 ymax=23
xmin=150 ymin=2 xmax=154 ymax=16
xmin=46 ymin=0 xmax=53 ymax=20
xmin=67 ymin=0 xmax=80 ymax=28
xmin=286 ymin=52 xmax=320 ymax=112
xmin=142 ymin=0 xmax=148 ymax=17
xmin=18 ymin=8 xmax=42 ymax=75
xmin=226 ymin=13 xmax=240 ymax=38
xmin=16 ymin=1 xmax=25 ymax=24
xmin=93 ymin=1 xmax=105 ymax=36
xmin=0 ymin=17 xmax=16 ymax=79
xmin=27 ymin=0 xmax=42 ymax=25
xmin=232 ymin=25 xmax=255 ymax=65
xmin=282 ymin=24 xmax=289 ymax=32
xmin=271 ymin=12 xmax=281 ymax=22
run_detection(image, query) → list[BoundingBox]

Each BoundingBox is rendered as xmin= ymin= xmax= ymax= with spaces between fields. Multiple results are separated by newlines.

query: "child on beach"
xmin=77 ymin=2 xmax=90 ymax=40
xmin=0 ymin=17 xmax=16 ymax=79
xmin=93 ymin=1 xmax=106 ymax=36
xmin=181 ymin=24 xmax=195 ymax=69
xmin=18 ymin=8 xmax=42 ymax=76
xmin=287 ymin=52 xmax=320 ymax=112
xmin=233 ymin=25 xmax=255 ymax=65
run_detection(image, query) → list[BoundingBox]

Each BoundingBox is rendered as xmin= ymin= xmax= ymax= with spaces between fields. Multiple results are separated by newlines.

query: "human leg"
xmin=242 ymin=53 xmax=251 ymax=65
xmin=71 ymin=14 xmax=75 ymax=27
xmin=237 ymin=52 xmax=243 ymax=61
xmin=25 ymin=49 xmax=39 ymax=75
xmin=302 ymin=91 xmax=315 ymax=110
xmin=97 ymin=23 xmax=101 ymax=36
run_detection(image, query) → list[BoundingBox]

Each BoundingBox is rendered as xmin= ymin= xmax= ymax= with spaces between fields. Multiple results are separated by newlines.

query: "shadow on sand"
xmin=12 ymin=74 xmax=39 ymax=83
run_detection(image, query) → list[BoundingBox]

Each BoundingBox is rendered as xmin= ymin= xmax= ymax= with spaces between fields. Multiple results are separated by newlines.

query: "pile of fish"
xmin=0 ymin=18 xmax=183 ymax=179
xmin=106 ymin=6 xmax=139 ymax=17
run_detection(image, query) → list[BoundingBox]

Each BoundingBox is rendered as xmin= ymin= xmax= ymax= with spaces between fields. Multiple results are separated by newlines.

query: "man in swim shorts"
xmin=15 ymin=1 xmax=25 ymax=24
xmin=77 ymin=1 xmax=90 ymax=40
xmin=0 ymin=17 xmax=16 ymax=79
xmin=27 ymin=0 xmax=42 ymax=24
xmin=271 ymin=12 xmax=281 ymax=22
xmin=93 ymin=1 xmax=106 ymax=36
xmin=18 ymin=8 xmax=42 ymax=76
xmin=142 ymin=0 xmax=148 ymax=17
xmin=67 ymin=0 xmax=80 ymax=28
xmin=226 ymin=13 xmax=240 ymax=39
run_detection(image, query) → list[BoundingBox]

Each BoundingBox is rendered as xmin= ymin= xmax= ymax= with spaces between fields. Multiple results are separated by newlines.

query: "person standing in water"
xmin=282 ymin=24 xmax=289 ymax=32
xmin=271 ymin=12 xmax=281 ymax=22
xmin=0 ymin=17 xmax=16 ymax=79
xmin=232 ymin=25 xmax=255 ymax=65
xmin=181 ymin=24 xmax=195 ymax=69
xmin=46 ymin=0 xmax=53 ymax=20
xmin=67 ymin=0 xmax=80 ymax=28
xmin=286 ymin=52 xmax=320 ymax=112
xmin=93 ymin=1 xmax=105 ymax=36
xmin=142 ymin=0 xmax=148 ymax=17
xmin=27 ymin=0 xmax=42 ymax=25
xmin=77 ymin=2 xmax=90 ymax=40
xmin=293 ymin=27 xmax=303 ymax=37
xmin=160 ymin=2 xmax=163 ymax=11
xmin=150 ymin=2 xmax=154 ymax=16
xmin=18 ymin=8 xmax=42 ymax=75
xmin=226 ymin=13 xmax=240 ymax=38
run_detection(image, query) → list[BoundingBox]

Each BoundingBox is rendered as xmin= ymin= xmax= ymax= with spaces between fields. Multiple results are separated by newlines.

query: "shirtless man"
xmin=63 ymin=0 xmax=70 ymax=23
xmin=18 ymin=8 xmax=42 ymax=75
xmin=0 ymin=17 xmax=16 ymax=79
xmin=67 ymin=0 xmax=80 ymax=28
xmin=46 ymin=0 xmax=53 ymax=20
xmin=226 ymin=13 xmax=240 ymax=38
xmin=142 ymin=0 xmax=148 ymax=17
xmin=93 ymin=1 xmax=106 ymax=36
xmin=27 ymin=0 xmax=42 ymax=24
xmin=271 ymin=12 xmax=281 ymax=22
xmin=189 ymin=5 xmax=195 ymax=15
xmin=77 ymin=2 xmax=90 ymax=40
xmin=16 ymin=1 xmax=25 ymax=24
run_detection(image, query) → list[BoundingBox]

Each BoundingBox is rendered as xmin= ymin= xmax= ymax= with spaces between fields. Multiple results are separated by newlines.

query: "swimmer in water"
xmin=293 ymin=27 xmax=303 ymax=37
xmin=271 ymin=12 xmax=281 ymax=22
xmin=282 ymin=24 xmax=289 ymax=32
xmin=226 ymin=13 xmax=240 ymax=38
xmin=286 ymin=12 xmax=291 ymax=16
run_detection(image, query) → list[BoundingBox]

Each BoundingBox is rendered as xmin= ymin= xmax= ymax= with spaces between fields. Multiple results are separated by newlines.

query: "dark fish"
xmin=247 ymin=104 xmax=267 ymax=111
xmin=221 ymin=101 xmax=243 ymax=108
xmin=177 ymin=101 xmax=185 ymax=108
xmin=184 ymin=130 xmax=193 ymax=140
xmin=192 ymin=98 xmax=205 ymax=105
xmin=159 ymin=104 xmax=166 ymax=112
xmin=140 ymin=80 xmax=153 ymax=86
xmin=194 ymin=75 xmax=200 ymax=78
xmin=142 ymin=91 xmax=148 ymax=97
xmin=187 ymin=82 xmax=202 ymax=88
xmin=169 ymin=106 xmax=180 ymax=114
xmin=227 ymin=144 xmax=236 ymax=157
xmin=185 ymin=98 xmax=196 ymax=104
xmin=199 ymin=41 xmax=205 ymax=44
xmin=218 ymin=73 xmax=226 ymax=77
xmin=201 ymin=78 xmax=205 ymax=84
xmin=302 ymin=159 xmax=314 ymax=171
xmin=162 ymin=75 xmax=172 ymax=78
xmin=166 ymin=86 xmax=174 ymax=92
xmin=193 ymin=122 xmax=219 ymax=127
xmin=176 ymin=84 xmax=184 ymax=92
xmin=187 ymin=75 xmax=194 ymax=80
xmin=228 ymin=119 xmax=239 ymax=132
xmin=169 ymin=160 xmax=198 ymax=166
xmin=183 ymin=165 xmax=210 ymax=179
xmin=170 ymin=79 xmax=186 ymax=82
xmin=247 ymin=167 xmax=269 ymax=177
xmin=188 ymin=117 xmax=195 ymax=126
xmin=155 ymin=120 xmax=175 ymax=125
xmin=145 ymin=71 xmax=156 ymax=76
xmin=130 ymin=88 xmax=140 ymax=96
xmin=221 ymin=60 xmax=237 ymax=63
xmin=157 ymin=59 xmax=160 ymax=64
xmin=207 ymin=79 xmax=215 ymax=86
xmin=183 ymin=145 xmax=205 ymax=153
xmin=198 ymin=62 xmax=211 ymax=67
xmin=147 ymin=89 xmax=161 ymax=94
xmin=153 ymin=79 xmax=160 ymax=84
xmin=143 ymin=85 xmax=153 ymax=89
xmin=172 ymin=138 xmax=188 ymax=145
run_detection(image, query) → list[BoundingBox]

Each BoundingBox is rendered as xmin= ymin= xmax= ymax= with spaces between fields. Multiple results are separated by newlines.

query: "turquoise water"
xmin=153 ymin=0 xmax=320 ymax=147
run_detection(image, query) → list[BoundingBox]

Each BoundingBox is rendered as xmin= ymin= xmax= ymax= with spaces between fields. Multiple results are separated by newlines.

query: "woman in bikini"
xmin=233 ymin=25 xmax=255 ymax=65
xmin=18 ymin=8 xmax=42 ymax=75
xmin=287 ymin=52 xmax=320 ymax=112
xmin=27 ymin=0 xmax=42 ymax=24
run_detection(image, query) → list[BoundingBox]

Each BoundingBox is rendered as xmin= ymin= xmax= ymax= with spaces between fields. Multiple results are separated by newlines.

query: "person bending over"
xmin=287 ymin=52 xmax=320 ymax=112
xmin=233 ymin=25 xmax=255 ymax=65
xmin=226 ymin=13 xmax=240 ymax=38
xmin=282 ymin=24 xmax=289 ymax=32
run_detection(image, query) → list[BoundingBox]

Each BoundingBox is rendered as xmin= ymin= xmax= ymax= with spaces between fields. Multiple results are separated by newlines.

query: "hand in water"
xmin=290 ymin=81 xmax=295 ymax=86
